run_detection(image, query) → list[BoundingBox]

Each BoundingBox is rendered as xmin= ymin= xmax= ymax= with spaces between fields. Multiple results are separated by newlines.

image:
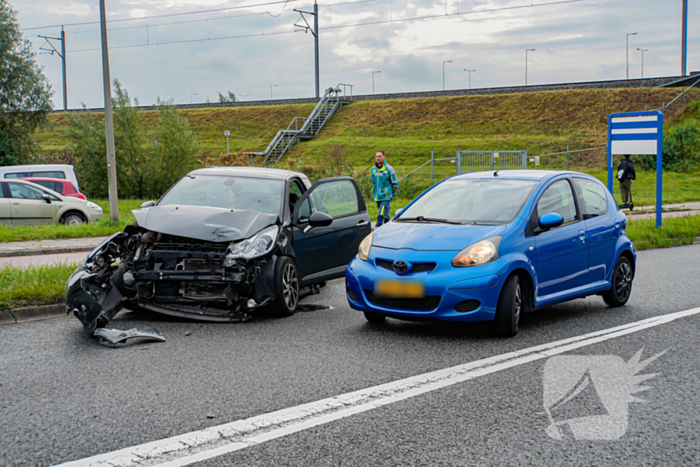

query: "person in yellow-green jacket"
xmin=371 ymin=150 xmax=398 ymax=228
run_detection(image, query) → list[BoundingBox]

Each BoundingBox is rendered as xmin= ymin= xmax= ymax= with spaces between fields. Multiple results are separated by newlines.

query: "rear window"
xmin=4 ymin=172 xmax=29 ymax=179
xmin=32 ymin=171 xmax=66 ymax=179
xmin=31 ymin=180 xmax=63 ymax=194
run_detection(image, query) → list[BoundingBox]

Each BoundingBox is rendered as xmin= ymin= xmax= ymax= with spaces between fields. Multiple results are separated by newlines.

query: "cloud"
xmin=10 ymin=0 xmax=700 ymax=108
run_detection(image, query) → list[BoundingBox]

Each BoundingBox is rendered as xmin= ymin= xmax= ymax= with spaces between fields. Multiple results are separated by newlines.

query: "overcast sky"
xmin=10 ymin=0 xmax=700 ymax=108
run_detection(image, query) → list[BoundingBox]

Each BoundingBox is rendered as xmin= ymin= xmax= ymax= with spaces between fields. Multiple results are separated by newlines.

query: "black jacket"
xmin=617 ymin=158 xmax=636 ymax=181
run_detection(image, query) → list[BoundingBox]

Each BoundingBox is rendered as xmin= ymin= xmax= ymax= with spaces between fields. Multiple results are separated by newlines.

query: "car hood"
xmin=132 ymin=205 xmax=278 ymax=243
xmin=372 ymin=221 xmax=507 ymax=251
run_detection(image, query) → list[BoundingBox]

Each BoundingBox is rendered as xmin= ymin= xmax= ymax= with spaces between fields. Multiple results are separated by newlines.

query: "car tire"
xmin=269 ymin=257 xmax=299 ymax=317
xmin=602 ymin=256 xmax=633 ymax=307
xmin=494 ymin=274 xmax=522 ymax=338
xmin=61 ymin=211 xmax=86 ymax=225
xmin=364 ymin=312 xmax=386 ymax=324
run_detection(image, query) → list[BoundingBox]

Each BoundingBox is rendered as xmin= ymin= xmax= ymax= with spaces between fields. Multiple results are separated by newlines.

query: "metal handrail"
xmin=659 ymin=76 xmax=700 ymax=110
xmin=299 ymin=87 xmax=336 ymax=134
xmin=286 ymin=117 xmax=307 ymax=132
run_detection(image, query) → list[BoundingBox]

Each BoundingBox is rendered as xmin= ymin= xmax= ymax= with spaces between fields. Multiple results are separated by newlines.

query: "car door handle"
xmin=578 ymin=230 xmax=586 ymax=240
xmin=614 ymin=221 xmax=620 ymax=229
xmin=356 ymin=220 xmax=368 ymax=227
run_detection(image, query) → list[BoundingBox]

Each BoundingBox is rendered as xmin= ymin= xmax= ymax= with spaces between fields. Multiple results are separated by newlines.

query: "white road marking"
xmin=54 ymin=307 xmax=700 ymax=467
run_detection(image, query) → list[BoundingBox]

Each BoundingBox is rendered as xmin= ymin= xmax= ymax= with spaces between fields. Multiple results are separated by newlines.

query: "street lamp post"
xmin=464 ymin=69 xmax=476 ymax=89
xmin=626 ymin=32 xmax=637 ymax=79
xmin=190 ymin=93 xmax=197 ymax=104
xmin=372 ymin=71 xmax=381 ymax=94
xmin=637 ymin=48 xmax=649 ymax=78
xmin=270 ymin=85 xmax=278 ymax=100
xmin=525 ymin=49 xmax=535 ymax=86
xmin=442 ymin=60 xmax=452 ymax=91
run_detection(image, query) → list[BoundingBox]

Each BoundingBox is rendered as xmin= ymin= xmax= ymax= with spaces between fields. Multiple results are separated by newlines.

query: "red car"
xmin=19 ymin=177 xmax=86 ymax=200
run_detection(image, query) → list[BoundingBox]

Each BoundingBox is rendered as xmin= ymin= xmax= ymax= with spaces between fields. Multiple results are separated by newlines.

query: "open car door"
xmin=292 ymin=177 xmax=371 ymax=286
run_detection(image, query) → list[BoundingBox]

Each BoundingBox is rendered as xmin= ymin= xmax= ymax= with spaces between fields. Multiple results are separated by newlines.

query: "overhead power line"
xmin=64 ymin=0 xmax=586 ymax=53
xmin=20 ymin=0 xmax=297 ymax=31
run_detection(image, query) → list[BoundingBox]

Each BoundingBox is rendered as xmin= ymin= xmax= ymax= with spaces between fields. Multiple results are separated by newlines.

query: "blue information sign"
xmin=607 ymin=110 xmax=663 ymax=228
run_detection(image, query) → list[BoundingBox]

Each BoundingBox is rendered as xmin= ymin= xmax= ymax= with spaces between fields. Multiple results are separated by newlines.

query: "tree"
xmin=217 ymin=91 xmax=237 ymax=103
xmin=0 ymin=0 xmax=53 ymax=166
xmin=67 ymin=81 xmax=201 ymax=199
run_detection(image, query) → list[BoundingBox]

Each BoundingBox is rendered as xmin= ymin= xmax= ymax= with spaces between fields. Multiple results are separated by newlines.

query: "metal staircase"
xmin=250 ymin=84 xmax=352 ymax=166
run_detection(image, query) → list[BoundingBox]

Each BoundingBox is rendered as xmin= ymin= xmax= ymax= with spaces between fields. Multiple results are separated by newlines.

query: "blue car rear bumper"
xmin=345 ymin=246 xmax=508 ymax=322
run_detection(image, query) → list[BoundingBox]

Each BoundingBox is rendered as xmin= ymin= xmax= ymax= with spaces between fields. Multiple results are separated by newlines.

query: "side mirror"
xmin=538 ymin=212 xmax=564 ymax=230
xmin=42 ymin=194 xmax=52 ymax=204
xmin=141 ymin=200 xmax=156 ymax=209
xmin=308 ymin=211 xmax=333 ymax=227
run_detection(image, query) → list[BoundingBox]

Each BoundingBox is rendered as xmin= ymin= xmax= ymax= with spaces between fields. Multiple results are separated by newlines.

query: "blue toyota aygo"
xmin=345 ymin=170 xmax=636 ymax=337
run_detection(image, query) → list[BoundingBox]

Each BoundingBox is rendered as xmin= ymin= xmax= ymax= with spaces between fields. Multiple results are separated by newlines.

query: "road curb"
xmin=0 ymin=247 xmax=92 ymax=258
xmin=0 ymin=303 xmax=67 ymax=326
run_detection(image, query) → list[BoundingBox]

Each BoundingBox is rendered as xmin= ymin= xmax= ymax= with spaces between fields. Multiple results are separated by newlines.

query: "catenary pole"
xmin=314 ymin=0 xmax=319 ymax=98
xmin=99 ymin=0 xmax=119 ymax=221
xmin=60 ymin=27 xmax=67 ymax=110
xmin=682 ymin=0 xmax=688 ymax=76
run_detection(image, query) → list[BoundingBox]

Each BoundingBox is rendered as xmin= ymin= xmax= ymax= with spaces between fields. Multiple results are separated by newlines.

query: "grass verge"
xmin=0 ymin=263 xmax=75 ymax=310
xmin=2 ymin=216 xmax=696 ymax=311
xmin=0 ymin=199 xmax=144 ymax=243
xmin=626 ymin=214 xmax=700 ymax=250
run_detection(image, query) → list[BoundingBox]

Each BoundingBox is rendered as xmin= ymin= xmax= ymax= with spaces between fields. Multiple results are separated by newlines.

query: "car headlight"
xmin=224 ymin=225 xmax=279 ymax=265
xmin=451 ymin=236 xmax=501 ymax=268
xmin=86 ymin=202 xmax=102 ymax=210
xmin=357 ymin=232 xmax=373 ymax=261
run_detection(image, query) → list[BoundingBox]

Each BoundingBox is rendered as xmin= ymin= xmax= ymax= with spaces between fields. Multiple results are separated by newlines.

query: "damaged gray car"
xmin=66 ymin=167 xmax=371 ymax=340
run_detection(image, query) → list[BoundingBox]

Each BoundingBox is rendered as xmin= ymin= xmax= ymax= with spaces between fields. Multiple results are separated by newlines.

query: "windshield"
xmin=159 ymin=175 xmax=283 ymax=215
xmin=398 ymin=178 xmax=537 ymax=224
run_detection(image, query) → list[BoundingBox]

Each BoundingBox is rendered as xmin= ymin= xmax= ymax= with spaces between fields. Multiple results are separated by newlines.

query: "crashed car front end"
xmin=66 ymin=207 xmax=290 ymax=336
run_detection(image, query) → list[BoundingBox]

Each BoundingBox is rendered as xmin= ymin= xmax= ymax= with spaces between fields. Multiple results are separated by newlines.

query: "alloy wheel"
xmin=64 ymin=214 xmax=84 ymax=225
xmin=615 ymin=261 xmax=632 ymax=302
xmin=282 ymin=262 xmax=299 ymax=310
xmin=514 ymin=282 xmax=522 ymax=328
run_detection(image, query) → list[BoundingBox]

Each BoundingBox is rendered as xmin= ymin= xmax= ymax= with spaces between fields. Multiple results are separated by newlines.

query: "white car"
xmin=0 ymin=164 xmax=81 ymax=192
xmin=0 ymin=179 xmax=103 ymax=226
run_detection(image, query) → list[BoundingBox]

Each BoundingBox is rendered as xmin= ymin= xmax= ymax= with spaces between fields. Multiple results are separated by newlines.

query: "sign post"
xmin=224 ymin=130 xmax=230 ymax=155
xmin=607 ymin=110 xmax=663 ymax=228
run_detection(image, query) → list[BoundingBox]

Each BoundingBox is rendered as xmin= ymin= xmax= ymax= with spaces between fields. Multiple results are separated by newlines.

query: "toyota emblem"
xmin=393 ymin=261 xmax=409 ymax=274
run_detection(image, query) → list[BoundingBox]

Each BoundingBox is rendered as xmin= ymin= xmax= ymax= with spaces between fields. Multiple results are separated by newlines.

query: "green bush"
xmin=638 ymin=118 xmax=700 ymax=171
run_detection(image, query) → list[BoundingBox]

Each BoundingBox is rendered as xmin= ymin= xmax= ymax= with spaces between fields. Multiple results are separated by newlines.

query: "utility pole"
xmin=626 ymin=32 xmax=637 ymax=79
xmin=682 ymin=0 xmax=688 ymax=76
xmin=38 ymin=26 xmax=67 ymax=110
xmin=294 ymin=1 xmax=319 ymax=98
xmin=99 ymin=0 xmax=119 ymax=221
xmin=525 ymin=49 xmax=535 ymax=85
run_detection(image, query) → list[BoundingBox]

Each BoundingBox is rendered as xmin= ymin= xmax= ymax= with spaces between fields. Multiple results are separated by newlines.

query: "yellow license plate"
xmin=375 ymin=279 xmax=425 ymax=298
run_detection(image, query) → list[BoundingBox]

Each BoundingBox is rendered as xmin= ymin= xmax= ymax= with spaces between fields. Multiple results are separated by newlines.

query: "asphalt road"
xmin=1 ymin=245 xmax=699 ymax=466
